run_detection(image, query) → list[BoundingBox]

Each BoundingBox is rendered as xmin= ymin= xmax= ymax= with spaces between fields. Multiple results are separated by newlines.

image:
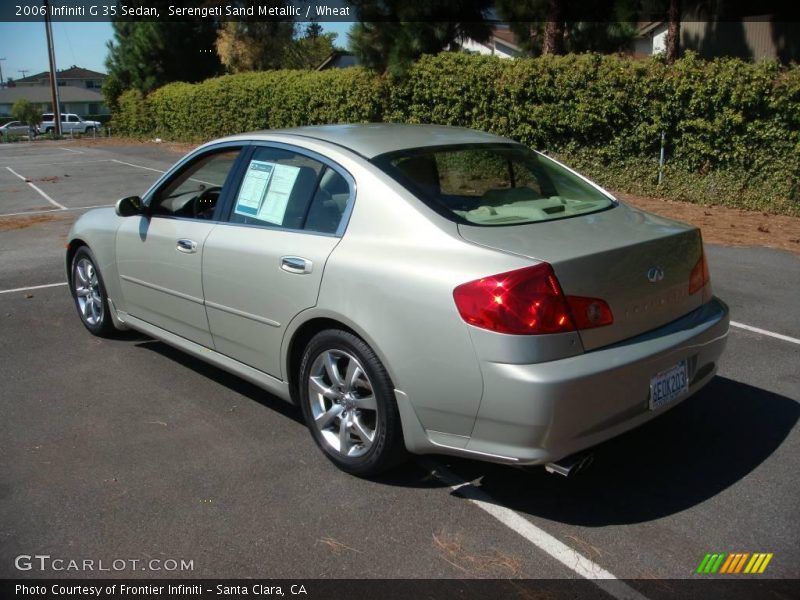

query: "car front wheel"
xmin=299 ymin=329 xmax=406 ymax=476
xmin=69 ymin=246 xmax=115 ymax=337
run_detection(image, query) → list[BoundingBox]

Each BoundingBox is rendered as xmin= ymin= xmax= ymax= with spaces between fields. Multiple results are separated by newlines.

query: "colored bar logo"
xmin=696 ymin=552 xmax=773 ymax=574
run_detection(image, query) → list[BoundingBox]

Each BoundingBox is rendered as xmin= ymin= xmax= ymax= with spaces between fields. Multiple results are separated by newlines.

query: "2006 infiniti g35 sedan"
xmin=66 ymin=124 xmax=729 ymax=476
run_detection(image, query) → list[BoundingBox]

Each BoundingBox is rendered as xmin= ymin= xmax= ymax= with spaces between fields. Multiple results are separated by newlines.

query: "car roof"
xmin=226 ymin=123 xmax=515 ymax=159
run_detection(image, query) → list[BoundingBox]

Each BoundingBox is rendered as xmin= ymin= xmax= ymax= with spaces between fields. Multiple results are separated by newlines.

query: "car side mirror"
xmin=115 ymin=195 xmax=145 ymax=217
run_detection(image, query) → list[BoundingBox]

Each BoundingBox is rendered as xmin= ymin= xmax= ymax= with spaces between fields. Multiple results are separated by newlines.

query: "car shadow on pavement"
xmin=126 ymin=336 xmax=799 ymax=509
xmin=133 ymin=339 xmax=305 ymax=425
xmin=132 ymin=338 xmax=453 ymax=488
xmin=434 ymin=376 xmax=799 ymax=525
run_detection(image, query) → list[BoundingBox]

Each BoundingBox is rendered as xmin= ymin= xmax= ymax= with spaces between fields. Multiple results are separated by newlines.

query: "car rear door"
xmin=202 ymin=143 xmax=354 ymax=379
xmin=115 ymin=145 xmax=246 ymax=347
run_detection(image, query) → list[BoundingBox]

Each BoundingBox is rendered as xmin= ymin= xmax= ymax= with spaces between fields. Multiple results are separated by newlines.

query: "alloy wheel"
xmin=307 ymin=349 xmax=378 ymax=458
xmin=73 ymin=257 xmax=104 ymax=326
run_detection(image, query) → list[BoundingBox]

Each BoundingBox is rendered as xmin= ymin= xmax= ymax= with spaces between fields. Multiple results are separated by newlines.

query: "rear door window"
xmin=227 ymin=147 xmax=351 ymax=235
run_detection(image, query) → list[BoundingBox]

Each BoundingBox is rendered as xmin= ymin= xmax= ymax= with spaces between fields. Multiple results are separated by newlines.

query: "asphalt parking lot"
xmin=0 ymin=141 xmax=798 ymax=592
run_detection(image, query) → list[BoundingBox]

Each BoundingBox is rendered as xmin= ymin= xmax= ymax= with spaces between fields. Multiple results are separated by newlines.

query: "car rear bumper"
xmin=450 ymin=297 xmax=729 ymax=465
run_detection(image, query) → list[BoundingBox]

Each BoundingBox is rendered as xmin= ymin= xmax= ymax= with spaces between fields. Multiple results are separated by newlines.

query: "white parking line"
xmin=421 ymin=459 xmax=648 ymax=600
xmin=59 ymin=147 xmax=84 ymax=154
xmin=5 ymin=167 xmax=67 ymax=210
xmin=730 ymin=321 xmax=800 ymax=345
xmin=0 ymin=205 xmax=113 ymax=218
xmin=111 ymin=159 xmax=165 ymax=174
xmin=0 ymin=282 xmax=67 ymax=295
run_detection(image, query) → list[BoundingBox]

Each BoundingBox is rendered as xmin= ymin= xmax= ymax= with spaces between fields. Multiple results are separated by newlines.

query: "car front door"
xmin=115 ymin=145 xmax=245 ymax=348
xmin=202 ymin=144 xmax=354 ymax=378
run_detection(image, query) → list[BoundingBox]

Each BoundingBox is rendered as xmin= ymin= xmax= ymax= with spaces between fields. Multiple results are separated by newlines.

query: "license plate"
xmin=649 ymin=360 xmax=688 ymax=410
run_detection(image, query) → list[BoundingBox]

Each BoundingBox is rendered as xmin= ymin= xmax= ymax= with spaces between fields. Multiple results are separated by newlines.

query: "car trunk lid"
xmin=457 ymin=203 xmax=704 ymax=351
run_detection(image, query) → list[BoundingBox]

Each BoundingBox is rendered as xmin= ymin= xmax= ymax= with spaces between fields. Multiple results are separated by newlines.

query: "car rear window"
xmin=372 ymin=144 xmax=615 ymax=226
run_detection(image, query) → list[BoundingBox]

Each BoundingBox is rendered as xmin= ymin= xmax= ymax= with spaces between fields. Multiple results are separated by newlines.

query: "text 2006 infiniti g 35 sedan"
xmin=66 ymin=124 xmax=729 ymax=476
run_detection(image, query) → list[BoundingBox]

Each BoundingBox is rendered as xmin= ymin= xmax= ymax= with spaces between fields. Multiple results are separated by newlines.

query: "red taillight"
xmin=453 ymin=263 xmax=613 ymax=335
xmin=688 ymin=240 xmax=711 ymax=298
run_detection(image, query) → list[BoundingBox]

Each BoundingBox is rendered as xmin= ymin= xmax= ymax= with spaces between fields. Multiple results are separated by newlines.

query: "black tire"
xmin=299 ymin=329 xmax=406 ymax=476
xmin=69 ymin=246 xmax=116 ymax=337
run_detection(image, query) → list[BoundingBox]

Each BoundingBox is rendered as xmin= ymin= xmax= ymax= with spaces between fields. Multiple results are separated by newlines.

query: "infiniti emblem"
xmin=647 ymin=266 xmax=665 ymax=282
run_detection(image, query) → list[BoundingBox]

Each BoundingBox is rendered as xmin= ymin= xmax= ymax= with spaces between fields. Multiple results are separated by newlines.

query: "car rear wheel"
xmin=70 ymin=246 xmax=115 ymax=337
xmin=299 ymin=329 xmax=406 ymax=476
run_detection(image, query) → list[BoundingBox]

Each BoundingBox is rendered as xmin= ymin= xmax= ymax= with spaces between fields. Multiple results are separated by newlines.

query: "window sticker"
xmin=234 ymin=160 xmax=274 ymax=217
xmin=255 ymin=163 xmax=301 ymax=225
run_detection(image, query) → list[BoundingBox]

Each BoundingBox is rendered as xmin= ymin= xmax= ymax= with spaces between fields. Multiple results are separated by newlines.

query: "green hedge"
xmin=142 ymin=68 xmax=385 ymax=141
xmin=112 ymin=53 xmax=800 ymax=215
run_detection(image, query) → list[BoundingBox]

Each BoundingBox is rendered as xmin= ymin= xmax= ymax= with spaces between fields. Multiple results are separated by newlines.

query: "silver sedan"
xmin=0 ymin=121 xmax=33 ymax=137
xmin=66 ymin=124 xmax=729 ymax=476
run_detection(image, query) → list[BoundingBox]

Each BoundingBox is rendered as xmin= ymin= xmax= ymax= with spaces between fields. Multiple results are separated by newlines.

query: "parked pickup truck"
xmin=38 ymin=113 xmax=101 ymax=135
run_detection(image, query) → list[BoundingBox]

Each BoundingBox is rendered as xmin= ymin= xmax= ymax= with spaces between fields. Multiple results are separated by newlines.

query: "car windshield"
xmin=372 ymin=143 xmax=615 ymax=226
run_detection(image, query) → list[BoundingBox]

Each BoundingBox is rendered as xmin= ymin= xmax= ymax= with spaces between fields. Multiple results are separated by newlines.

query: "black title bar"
xmin=3 ymin=1 xmax=800 ymax=23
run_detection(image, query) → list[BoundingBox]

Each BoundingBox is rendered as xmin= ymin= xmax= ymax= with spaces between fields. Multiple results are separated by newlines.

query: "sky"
xmin=0 ymin=20 xmax=353 ymax=83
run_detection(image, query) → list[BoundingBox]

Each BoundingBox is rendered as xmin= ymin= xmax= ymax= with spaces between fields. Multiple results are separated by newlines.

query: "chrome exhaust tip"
xmin=544 ymin=452 xmax=594 ymax=477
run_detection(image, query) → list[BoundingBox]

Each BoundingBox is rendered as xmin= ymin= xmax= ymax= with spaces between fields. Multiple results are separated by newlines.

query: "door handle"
xmin=176 ymin=239 xmax=198 ymax=254
xmin=280 ymin=256 xmax=313 ymax=274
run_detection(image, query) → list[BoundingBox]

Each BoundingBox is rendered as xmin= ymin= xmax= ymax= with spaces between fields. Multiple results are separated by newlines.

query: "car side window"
xmin=228 ymin=147 xmax=350 ymax=235
xmin=305 ymin=167 xmax=350 ymax=234
xmin=151 ymin=148 xmax=241 ymax=220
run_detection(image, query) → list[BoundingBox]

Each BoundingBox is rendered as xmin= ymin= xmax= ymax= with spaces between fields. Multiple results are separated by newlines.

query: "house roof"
xmin=0 ymin=87 xmax=105 ymax=104
xmin=14 ymin=65 xmax=106 ymax=84
xmin=491 ymin=27 xmax=522 ymax=49
xmin=316 ymin=51 xmax=360 ymax=71
xmin=636 ymin=21 xmax=666 ymax=36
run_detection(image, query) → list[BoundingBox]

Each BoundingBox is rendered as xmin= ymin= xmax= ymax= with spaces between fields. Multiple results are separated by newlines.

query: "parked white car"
xmin=38 ymin=113 xmax=101 ymax=135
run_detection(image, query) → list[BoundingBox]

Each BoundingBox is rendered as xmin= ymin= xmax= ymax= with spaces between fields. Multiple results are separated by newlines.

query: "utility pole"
xmin=18 ymin=69 xmax=30 ymax=79
xmin=0 ymin=58 xmax=5 ymax=87
xmin=43 ymin=0 xmax=61 ymax=136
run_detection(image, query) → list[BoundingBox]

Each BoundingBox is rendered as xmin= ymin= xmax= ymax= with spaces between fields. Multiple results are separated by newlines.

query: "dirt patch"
xmin=615 ymin=192 xmax=800 ymax=255
xmin=36 ymin=176 xmax=60 ymax=183
xmin=66 ymin=136 xmax=198 ymax=155
xmin=0 ymin=213 xmax=61 ymax=231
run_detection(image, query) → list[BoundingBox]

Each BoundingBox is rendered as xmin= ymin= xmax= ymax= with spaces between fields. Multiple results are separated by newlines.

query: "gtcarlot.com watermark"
xmin=14 ymin=554 xmax=194 ymax=573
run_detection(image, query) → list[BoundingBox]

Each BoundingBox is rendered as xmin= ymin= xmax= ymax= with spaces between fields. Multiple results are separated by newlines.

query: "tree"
xmin=348 ymin=0 xmax=493 ymax=75
xmin=497 ymin=0 xmax=638 ymax=57
xmin=542 ymin=0 xmax=565 ymax=55
xmin=640 ymin=0 xmax=713 ymax=63
xmin=285 ymin=31 xmax=339 ymax=70
xmin=665 ymin=0 xmax=681 ymax=63
xmin=305 ymin=21 xmax=323 ymax=39
xmin=216 ymin=21 xmax=296 ymax=72
xmin=104 ymin=6 xmax=222 ymax=106
xmin=216 ymin=21 xmax=337 ymax=72
xmin=11 ymin=99 xmax=40 ymax=133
